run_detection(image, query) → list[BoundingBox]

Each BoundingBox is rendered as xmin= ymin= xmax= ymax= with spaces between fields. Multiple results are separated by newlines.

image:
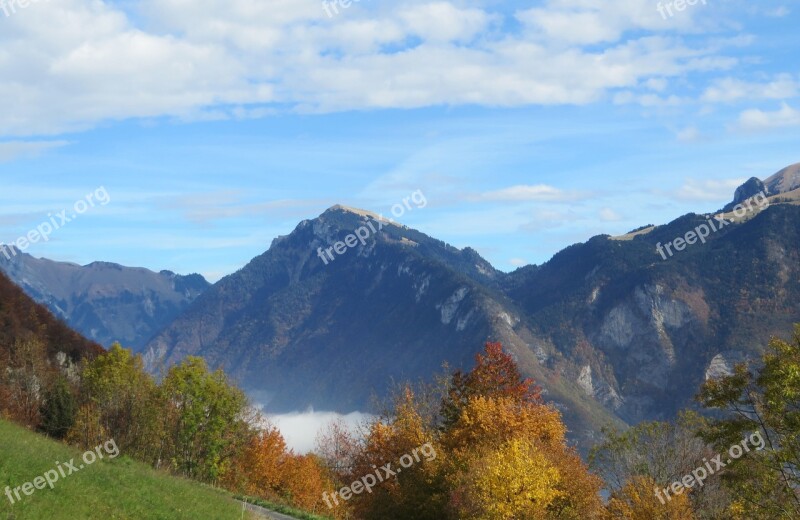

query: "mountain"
xmin=764 ymin=161 xmax=800 ymax=195
xmin=723 ymin=177 xmax=767 ymax=212
xmin=0 ymin=248 xmax=209 ymax=350
xmin=504 ymin=206 xmax=800 ymax=423
xmin=114 ymin=163 xmax=800 ymax=445
xmin=144 ymin=206 xmax=623 ymax=445
xmin=0 ymin=269 xmax=103 ymax=362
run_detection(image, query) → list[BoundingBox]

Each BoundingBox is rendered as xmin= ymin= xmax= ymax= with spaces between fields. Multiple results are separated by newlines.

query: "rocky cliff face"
xmin=0 ymin=249 xmax=209 ymax=349
xmin=505 ymin=196 xmax=800 ymax=427
xmin=724 ymin=177 xmax=768 ymax=211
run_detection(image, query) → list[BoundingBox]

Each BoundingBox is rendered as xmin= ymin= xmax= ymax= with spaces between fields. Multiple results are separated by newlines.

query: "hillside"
xmin=0 ymin=268 xmax=103 ymax=430
xmin=0 ymin=250 xmax=209 ymax=349
xmin=0 ymin=419 xmax=256 ymax=519
xmin=0 ymin=270 xmax=103 ymax=362
xmin=504 ymin=201 xmax=800 ymax=423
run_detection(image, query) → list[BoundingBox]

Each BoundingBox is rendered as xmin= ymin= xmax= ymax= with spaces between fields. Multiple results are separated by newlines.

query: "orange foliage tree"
xmin=236 ymin=425 xmax=291 ymax=497
xmin=441 ymin=342 xmax=541 ymax=428
xmin=230 ymin=422 xmax=339 ymax=516
xmin=347 ymin=388 xmax=447 ymax=520
xmin=348 ymin=342 xmax=605 ymax=520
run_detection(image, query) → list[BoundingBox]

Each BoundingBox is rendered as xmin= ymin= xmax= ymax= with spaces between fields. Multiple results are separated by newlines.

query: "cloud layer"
xmin=1 ymin=0 xmax=790 ymax=137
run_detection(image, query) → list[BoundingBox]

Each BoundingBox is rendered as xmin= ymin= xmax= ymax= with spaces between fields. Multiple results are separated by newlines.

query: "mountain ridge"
xmin=4 ymin=163 xmax=798 ymax=449
xmin=0 ymin=248 xmax=210 ymax=350
xmin=141 ymin=163 xmax=800 ymax=447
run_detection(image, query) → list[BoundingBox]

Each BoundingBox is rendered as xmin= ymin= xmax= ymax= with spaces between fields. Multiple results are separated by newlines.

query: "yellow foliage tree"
xmin=348 ymin=344 xmax=607 ymax=519
xmin=453 ymin=437 xmax=563 ymax=520
xmin=606 ymin=476 xmax=696 ymax=519
xmin=66 ymin=403 xmax=108 ymax=449
xmin=443 ymin=395 xmax=604 ymax=519
xmin=443 ymin=395 xmax=566 ymax=456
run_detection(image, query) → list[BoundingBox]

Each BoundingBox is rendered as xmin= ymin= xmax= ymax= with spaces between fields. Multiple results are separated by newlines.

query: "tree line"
xmin=3 ymin=317 xmax=800 ymax=518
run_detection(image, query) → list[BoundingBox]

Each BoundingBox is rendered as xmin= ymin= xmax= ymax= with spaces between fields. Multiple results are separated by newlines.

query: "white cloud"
xmin=702 ymin=75 xmax=800 ymax=103
xmin=0 ymin=141 xmax=69 ymax=162
xmin=598 ymin=208 xmax=622 ymax=222
xmin=399 ymin=3 xmax=494 ymax=43
xmin=614 ymin=91 xmax=685 ymax=107
xmin=671 ymin=178 xmax=747 ymax=202
xmin=764 ymin=7 xmax=790 ymax=18
xmin=509 ymin=258 xmax=527 ymax=267
xmin=645 ymin=78 xmax=668 ymax=92
xmin=479 ymin=184 xmax=579 ymax=202
xmin=0 ymin=0 xmax=774 ymax=137
xmin=737 ymin=103 xmax=800 ymax=131
xmin=676 ymin=126 xmax=702 ymax=142
xmin=516 ymin=0 xmax=700 ymax=45
xmin=519 ymin=208 xmax=582 ymax=232
xmin=162 ymin=192 xmax=325 ymax=224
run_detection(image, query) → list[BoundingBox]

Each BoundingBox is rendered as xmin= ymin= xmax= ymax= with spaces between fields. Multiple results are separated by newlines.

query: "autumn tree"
xmin=316 ymin=417 xmax=361 ymax=477
xmin=66 ymin=402 xmax=108 ymax=449
xmin=74 ymin=343 xmax=162 ymax=462
xmin=160 ymin=356 xmax=251 ymax=483
xmin=281 ymin=454 xmax=337 ymax=513
xmin=348 ymin=343 xmax=604 ymax=519
xmin=439 ymin=343 xmax=603 ymax=519
xmin=607 ymin=476 xmax=696 ymax=520
xmin=350 ymin=387 xmax=446 ymax=520
xmin=226 ymin=420 xmax=341 ymax=516
xmin=441 ymin=342 xmax=540 ymax=428
xmin=589 ymin=412 xmax=729 ymax=518
xmin=442 ymin=393 xmax=603 ymax=519
xmin=452 ymin=437 xmax=562 ymax=519
xmin=236 ymin=424 xmax=291 ymax=497
xmin=698 ymin=325 xmax=800 ymax=518
xmin=2 ymin=337 xmax=49 ymax=426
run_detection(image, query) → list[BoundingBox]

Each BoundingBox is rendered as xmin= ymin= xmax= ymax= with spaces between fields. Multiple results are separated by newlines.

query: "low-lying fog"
xmin=263 ymin=410 xmax=376 ymax=454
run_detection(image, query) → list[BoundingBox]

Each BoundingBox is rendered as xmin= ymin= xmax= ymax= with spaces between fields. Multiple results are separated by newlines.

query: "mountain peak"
xmin=764 ymin=162 xmax=800 ymax=195
xmin=324 ymin=204 xmax=393 ymax=223
xmin=724 ymin=177 xmax=768 ymax=212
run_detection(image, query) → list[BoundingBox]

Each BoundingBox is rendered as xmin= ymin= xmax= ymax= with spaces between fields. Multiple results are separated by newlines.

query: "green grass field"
xmin=0 ymin=419 xmax=258 ymax=519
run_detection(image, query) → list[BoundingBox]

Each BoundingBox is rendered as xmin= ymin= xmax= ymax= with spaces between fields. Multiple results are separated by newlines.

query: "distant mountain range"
xmin=4 ymin=163 xmax=800 ymax=448
xmin=0 ymin=251 xmax=209 ymax=350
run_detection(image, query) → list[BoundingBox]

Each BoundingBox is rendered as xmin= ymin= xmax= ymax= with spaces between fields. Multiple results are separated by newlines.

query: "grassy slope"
xmin=0 ymin=419 xmax=257 ymax=520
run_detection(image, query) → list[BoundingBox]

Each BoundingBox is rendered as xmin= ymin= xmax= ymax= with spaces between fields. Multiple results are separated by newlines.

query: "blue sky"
xmin=0 ymin=0 xmax=798 ymax=281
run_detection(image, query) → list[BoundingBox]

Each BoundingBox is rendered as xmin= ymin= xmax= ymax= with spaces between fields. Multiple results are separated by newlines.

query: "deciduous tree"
xmin=698 ymin=325 xmax=800 ymax=518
